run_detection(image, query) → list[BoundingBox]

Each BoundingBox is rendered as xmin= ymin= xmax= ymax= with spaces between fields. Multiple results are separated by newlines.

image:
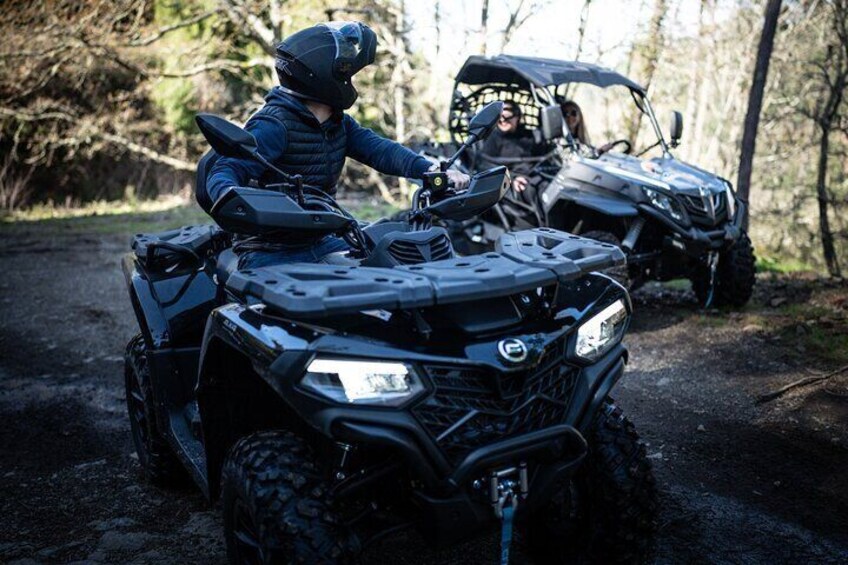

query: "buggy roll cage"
xmin=449 ymin=55 xmax=673 ymax=159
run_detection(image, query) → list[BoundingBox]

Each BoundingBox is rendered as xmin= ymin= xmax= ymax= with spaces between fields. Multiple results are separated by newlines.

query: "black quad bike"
xmin=435 ymin=55 xmax=755 ymax=308
xmin=122 ymin=101 xmax=657 ymax=564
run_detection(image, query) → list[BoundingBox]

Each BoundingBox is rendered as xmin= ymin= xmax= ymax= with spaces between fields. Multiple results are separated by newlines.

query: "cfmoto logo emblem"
xmin=498 ymin=338 xmax=528 ymax=363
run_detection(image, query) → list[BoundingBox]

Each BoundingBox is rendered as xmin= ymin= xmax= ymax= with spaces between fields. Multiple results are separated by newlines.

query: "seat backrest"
xmin=195 ymin=150 xmax=221 ymax=214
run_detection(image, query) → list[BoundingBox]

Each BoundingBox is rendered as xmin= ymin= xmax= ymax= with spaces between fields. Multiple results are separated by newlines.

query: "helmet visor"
xmin=326 ymin=21 xmax=364 ymax=79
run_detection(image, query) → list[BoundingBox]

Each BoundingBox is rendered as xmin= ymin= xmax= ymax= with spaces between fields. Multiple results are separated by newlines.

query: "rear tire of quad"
xmin=691 ymin=231 xmax=756 ymax=308
xmin=581 ymin=231 xmax=631 ymax=289
xmin=523 ymin=401 xmax=657 ymax=564
xmin=124 ymin=334 xmax=187 ymax=487
xmin=221 ymin=430 xmax=359 ymax=565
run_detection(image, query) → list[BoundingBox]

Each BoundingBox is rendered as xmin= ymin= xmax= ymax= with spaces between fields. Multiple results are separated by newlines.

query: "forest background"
xmin=1 ymin=0 xmax=846 ymax=275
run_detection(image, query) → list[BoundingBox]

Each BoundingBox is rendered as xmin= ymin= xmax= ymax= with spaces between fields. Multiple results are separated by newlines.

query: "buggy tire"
xmin=691 ymin=231 xmax=756 ymax=308
xmin=124 ymin=334 xmax=186 ymax=487
xmin=523 ymin=401 xmax=657 ymax=564
xmin=221 ymin=430 xmax=359 ymax=565
xmin=582 ymin=231 xmax=631 ymax=289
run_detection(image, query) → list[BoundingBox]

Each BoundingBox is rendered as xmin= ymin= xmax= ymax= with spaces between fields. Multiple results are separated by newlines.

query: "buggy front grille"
xmin=414 ymin=341 xmax=576 ymax=464
xmin=680 ymin=192 xmax=728 ymax=227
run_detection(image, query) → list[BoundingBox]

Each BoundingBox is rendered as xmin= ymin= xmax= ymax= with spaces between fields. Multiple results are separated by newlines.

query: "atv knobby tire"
xmin=124 ymin=334 xmax=186 ymax=487
xmin=691 ymin=231 xmax=756 ymax=308
xmin=524 ymin=401 xmax=657 ymax=564
xmin=221 ymin=430 xmax=358 ymax=565
xmin=582 ymin=231 xmax=631 ymax=289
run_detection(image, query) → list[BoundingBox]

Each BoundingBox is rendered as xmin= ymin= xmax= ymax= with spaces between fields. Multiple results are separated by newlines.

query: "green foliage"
xmin=756 ymin=255 xmax=815 ymax=274
xmin=151 ymin=78 xmax=197 ymax=135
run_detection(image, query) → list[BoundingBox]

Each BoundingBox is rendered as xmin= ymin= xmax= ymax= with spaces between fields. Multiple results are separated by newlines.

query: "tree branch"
xmin=218 ymin=0 xmax=277 ymax=54
xmin=0 ymin=107 xmax=195 ymax=172
xmin=127 ymin=9 xmax=223 ymax=47
xmin=99 ymin=133 xmax=195 ymax=171
xmin=154 ymin=57 xmax=271 ymax=78
xmin=757 ymin=364 xmax=848 ymax=403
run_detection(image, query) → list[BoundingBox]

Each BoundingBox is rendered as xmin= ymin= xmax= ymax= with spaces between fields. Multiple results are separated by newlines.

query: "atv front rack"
xmin=226 ymin=229 xmax=625 ymax=318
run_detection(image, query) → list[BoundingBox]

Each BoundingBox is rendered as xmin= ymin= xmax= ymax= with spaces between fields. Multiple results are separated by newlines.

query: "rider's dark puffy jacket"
xmin=206 ymin=87 xmax=432 ymax=204
xmin=479 ymin=126 xmax=547 ymax=178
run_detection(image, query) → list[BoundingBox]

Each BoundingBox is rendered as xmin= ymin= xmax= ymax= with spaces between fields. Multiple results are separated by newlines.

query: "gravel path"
xmin=1 ymin=229 xmax=846 ymax=564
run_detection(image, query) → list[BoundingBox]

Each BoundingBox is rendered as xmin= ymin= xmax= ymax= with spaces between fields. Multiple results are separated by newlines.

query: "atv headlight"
xmin=723 ymin=180 xmax=736 ymax=218
xmin=642 ymin=186 xmax=686 ymax=223
xmin=301 ymin=358 xmax=425 ymax=407
xmin=574 ymin=299 xmax=629 ymax=361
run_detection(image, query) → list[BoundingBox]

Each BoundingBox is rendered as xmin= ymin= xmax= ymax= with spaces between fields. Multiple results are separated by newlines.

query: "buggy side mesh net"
xmin=449 ymin=84 xmax=540 ymax=144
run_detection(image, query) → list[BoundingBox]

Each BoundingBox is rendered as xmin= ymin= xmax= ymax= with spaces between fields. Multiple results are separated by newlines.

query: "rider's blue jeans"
xmin=237 ymin=236 xmax=350 ymax=269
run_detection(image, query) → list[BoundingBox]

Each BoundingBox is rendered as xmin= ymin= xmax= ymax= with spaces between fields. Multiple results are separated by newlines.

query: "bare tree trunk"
xmin=625 ymin=0 xmax=668 ymax=143
xmin=736 ymin=0 xmax=782 ymax=230
xmin=435 ymin=0 xmax=442 ymax=58
xmin=815 ymin=125 xmax=841 ymax=276
xmin=480 ymin=0 xmax=490 ymax=55
xmin=683 ymin=0 xmax=707 ymax=159
xmin=573 ymin=0 xmax=592 ymax=60
xmin=564 ymin=0 xmax=592 ymax=99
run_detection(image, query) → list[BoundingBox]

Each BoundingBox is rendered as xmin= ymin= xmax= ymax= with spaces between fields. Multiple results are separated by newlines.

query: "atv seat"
xmin=216 ymin=248 xmax=239 ymax=286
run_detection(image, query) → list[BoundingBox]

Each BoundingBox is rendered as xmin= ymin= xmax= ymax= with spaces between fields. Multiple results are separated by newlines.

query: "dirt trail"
xmin=1 ymin=228 xmax=846 ymax=564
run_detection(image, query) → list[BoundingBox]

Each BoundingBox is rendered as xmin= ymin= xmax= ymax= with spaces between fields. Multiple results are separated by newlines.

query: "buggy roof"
xmin=455 ymin=55 xmax=645 ymax=94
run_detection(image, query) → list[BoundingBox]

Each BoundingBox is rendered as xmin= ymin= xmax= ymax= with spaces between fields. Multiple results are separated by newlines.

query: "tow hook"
xmin=486 ymin=463 xmax=528 ymax=565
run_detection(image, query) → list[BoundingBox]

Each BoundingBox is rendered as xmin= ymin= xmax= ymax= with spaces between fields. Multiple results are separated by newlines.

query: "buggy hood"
xmin=593 ymin=153 xmax=728 ymax=196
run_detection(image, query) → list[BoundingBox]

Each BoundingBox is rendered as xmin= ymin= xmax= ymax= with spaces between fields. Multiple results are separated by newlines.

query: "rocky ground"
xmin=1 ymin=215 xmax=846 ymax=564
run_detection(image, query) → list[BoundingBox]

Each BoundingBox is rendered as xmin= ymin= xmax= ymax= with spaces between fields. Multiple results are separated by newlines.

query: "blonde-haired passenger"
xmin=560 ymin=100 xmax=614 ymax=154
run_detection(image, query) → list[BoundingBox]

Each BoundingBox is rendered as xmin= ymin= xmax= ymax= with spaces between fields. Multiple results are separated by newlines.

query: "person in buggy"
xmin=560 ymin=99 xmax=615 ymax=155
xmin=205 ymin=21 xmax=469 ymax=269
xmin=479 ymin=100 xmax=548 ymax=200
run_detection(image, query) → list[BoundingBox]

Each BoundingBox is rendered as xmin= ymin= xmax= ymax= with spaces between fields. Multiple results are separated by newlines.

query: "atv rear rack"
xmin=225 ymin=229 xmax=624 ymax=318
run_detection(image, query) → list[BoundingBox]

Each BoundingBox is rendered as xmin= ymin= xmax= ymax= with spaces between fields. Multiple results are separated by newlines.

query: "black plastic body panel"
xmin=210 ymin=186 xmax=353 ymax=236
xmin=553 ymin=188 xmax=639 ymax=217
xmin=225 ymin=227 xmax=624 ymax=318
xmin=360 ymin=226 xmax=454 ymax=267
xmin=122 ymin=255 xmax=218 ymax=348
xmin=132 ymin=224 xmax=228 ymax=269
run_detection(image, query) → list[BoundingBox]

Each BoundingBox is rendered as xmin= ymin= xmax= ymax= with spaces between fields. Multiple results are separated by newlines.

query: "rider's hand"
xmin=445 ymin=169 xmax=470 ymax=190
xmin=598 ymin=142 xmax=613 ymax=154
xmin=512 ymin=176 xmax=530 ymax=192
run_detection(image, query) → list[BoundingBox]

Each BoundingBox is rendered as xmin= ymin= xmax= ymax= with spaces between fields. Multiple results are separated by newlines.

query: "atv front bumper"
xmin=638 ymin=200 xmax=745 ymax=256
xmin=272 ymin=343 xmax=627 ymax=542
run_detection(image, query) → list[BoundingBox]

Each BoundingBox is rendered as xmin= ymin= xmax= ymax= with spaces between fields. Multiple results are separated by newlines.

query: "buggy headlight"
xmin=642 ymin=186 xmax=686 ymax=223
xmin=574 ymin=299 xmax=629 ymax=361
xmin=301 ymin=358 xmax=425 ymax=406
xmin=723 ymin=180 xmax=736 ymax=217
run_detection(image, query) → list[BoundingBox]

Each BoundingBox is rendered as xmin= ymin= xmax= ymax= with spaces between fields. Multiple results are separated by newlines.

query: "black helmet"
xmin=274 ymin=21 xmax=377 ymax=110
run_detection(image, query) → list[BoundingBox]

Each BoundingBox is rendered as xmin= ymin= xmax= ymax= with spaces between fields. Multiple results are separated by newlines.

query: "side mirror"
xmin=540 ymin=104 xmax=564 ymax=140
xmin=196 ymin=113 xmax=258 ymax=159
xmin=467 ymin=101 xmax=504 ymax=141
xmin=669 ymin=111 xmax=683 ymax=147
